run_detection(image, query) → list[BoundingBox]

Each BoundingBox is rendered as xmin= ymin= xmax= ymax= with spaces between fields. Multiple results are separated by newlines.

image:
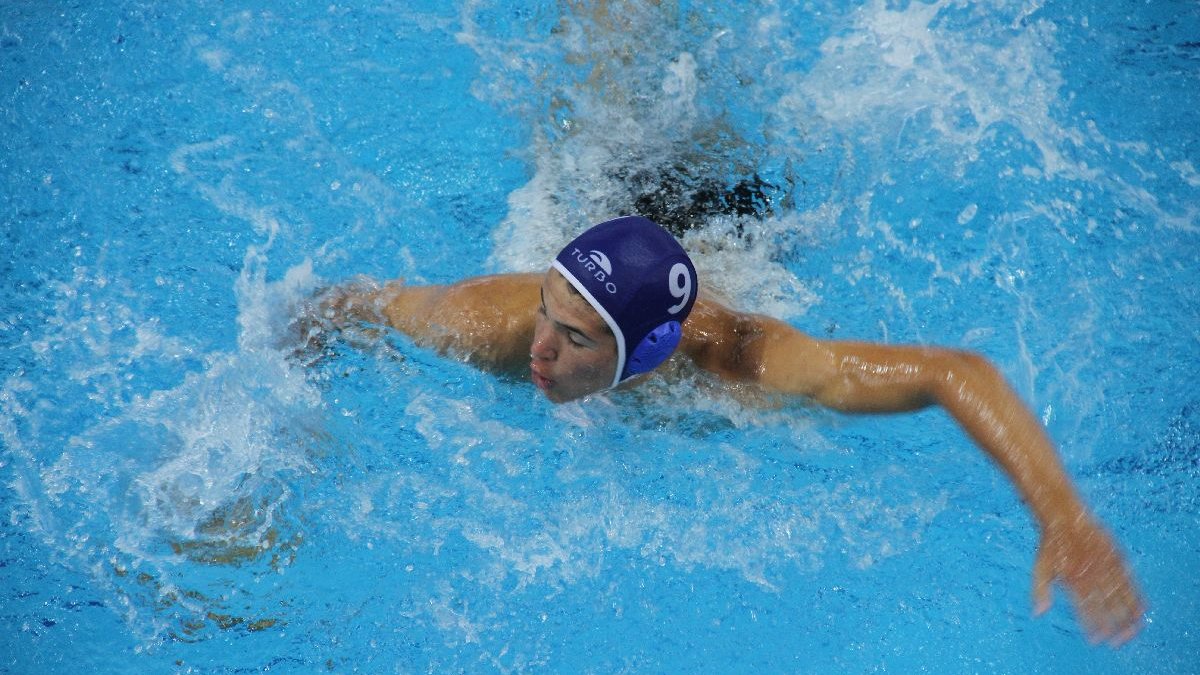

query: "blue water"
xmin=2 ymin=0 xmax=1198 ymax=672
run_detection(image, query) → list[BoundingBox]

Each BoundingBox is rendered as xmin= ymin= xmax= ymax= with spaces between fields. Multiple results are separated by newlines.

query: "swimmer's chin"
xmin=532 ymin=377 xmax=576 ymax=404
xmin=530 ymin=369 xmax=589 ymax=404
xmin=540 ymin=389 xmax=600 ymax=404
xmin=531 ymin=371 xmax=646 ymax=404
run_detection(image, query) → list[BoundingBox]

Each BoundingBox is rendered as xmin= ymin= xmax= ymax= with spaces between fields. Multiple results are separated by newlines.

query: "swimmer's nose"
xmin=530 ymin=324 xmax=556 ymax=361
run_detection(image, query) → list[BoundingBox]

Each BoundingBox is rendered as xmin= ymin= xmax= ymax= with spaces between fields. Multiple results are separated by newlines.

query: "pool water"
xmin=2 ymin=0 xmax=1198 ymax=672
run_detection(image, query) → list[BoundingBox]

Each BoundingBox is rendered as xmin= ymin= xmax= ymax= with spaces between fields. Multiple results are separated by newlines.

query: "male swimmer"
xmin=299 ymin=215 xmax=1145 ymax=646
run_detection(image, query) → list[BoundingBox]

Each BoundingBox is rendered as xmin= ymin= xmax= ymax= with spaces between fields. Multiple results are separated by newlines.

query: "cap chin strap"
xmin=551 ymin=260 xmax=626 ymax=389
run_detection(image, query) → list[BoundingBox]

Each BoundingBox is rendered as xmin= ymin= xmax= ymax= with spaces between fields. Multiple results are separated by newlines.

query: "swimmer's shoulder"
xmin=678 ymin=292 xmax=815 ymax=384
xmin=380 ymin=273 xmax=539 ymax=317
xmin=678 ymin=293 xmax=746 ymax=377
xmin=380 ymin=273 xmax=541 ymax=372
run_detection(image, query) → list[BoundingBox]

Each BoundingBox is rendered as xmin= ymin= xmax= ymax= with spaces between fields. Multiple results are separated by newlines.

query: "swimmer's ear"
xmin=624 ymin=321 xmax=683 ymax=378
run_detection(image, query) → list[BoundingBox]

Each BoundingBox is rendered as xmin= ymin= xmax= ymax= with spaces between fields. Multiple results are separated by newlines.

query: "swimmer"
xmin=297 ymin=215 xmax=1145 ymax=647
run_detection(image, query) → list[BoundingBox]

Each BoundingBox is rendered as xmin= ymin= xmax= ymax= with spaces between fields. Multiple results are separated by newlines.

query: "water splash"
xmin=1 ymin=154 xmax=334 ymax=644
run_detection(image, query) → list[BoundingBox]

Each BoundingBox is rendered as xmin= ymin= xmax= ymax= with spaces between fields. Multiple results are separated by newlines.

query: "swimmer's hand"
xmin=1032 ymin=515 xmax=1145 ymax=647
xmin=286 ymin=276 xmax=389 ymax=364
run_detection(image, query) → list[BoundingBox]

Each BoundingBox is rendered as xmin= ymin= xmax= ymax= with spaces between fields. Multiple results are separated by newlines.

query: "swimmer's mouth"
xmin=530 ymin=363 xmax=553 ymax=391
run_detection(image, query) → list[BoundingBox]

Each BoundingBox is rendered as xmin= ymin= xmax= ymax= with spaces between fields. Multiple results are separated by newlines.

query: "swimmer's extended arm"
xmin=681 ymin=298 xmax=1145 ymax=646
xmin=294 ymin=274 xmax=540 ymax=373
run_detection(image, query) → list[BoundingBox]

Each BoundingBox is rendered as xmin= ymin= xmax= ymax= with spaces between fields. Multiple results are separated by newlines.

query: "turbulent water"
xmin=2 ymin=0 xmax=1197 ymax=672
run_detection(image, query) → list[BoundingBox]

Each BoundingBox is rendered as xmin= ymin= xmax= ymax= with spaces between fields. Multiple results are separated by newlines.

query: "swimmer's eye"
xmin=567 ymin=332 xmax=590 ymax=347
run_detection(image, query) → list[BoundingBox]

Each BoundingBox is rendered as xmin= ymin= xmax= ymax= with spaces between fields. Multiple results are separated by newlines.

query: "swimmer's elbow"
xmin=927 ymin=348 xmax=1010 ymax=405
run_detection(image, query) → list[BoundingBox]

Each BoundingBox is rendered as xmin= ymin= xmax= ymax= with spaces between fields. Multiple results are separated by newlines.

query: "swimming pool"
xmin=2 ymin=0 xmax=1197 ymax=671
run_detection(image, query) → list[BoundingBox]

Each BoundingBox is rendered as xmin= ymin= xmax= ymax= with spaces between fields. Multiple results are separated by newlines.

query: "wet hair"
xmin=623 ymin=164 xmax=778 ymax=236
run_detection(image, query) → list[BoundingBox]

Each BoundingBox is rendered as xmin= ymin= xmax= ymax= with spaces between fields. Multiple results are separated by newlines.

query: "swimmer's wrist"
xmin=1034 ymin=493 xmax=1092 ymax=535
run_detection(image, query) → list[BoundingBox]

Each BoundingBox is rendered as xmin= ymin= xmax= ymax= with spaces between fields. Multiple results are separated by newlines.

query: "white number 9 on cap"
xmin=666 ymin=262 xmax=692 ymax=314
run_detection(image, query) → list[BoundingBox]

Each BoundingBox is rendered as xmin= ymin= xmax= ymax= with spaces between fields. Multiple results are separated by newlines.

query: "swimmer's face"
xmin=530 ymin=268 xmax=618 ymax=403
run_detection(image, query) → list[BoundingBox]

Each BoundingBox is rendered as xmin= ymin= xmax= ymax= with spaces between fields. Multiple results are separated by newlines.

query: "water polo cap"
xmin=552 ymin=216 xmax=699 ymax=388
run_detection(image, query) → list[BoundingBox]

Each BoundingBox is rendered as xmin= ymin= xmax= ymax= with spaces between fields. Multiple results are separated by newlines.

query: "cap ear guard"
xmin=623 ymin=321 xmax=683 ymax=378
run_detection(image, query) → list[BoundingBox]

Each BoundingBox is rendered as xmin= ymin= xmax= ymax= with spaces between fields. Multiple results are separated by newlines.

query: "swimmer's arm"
xmin=682 ymin=299 xmax=1145 ymax=645
xmin=299 ymin=274 xmax=540 ymax=373
xmin=789 ymin=336 xmax=1145 ymax=647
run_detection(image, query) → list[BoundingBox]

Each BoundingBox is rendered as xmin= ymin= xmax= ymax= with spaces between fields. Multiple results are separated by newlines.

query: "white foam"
xmin=1171 ymin=160 xmax=1200 ymax=188
xmin=786 ymin=0 xmax=1089 ymax=180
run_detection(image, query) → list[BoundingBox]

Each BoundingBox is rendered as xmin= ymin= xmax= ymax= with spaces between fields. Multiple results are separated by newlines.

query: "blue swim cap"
xmin=552 ymin=216 xmax=698 ymax=388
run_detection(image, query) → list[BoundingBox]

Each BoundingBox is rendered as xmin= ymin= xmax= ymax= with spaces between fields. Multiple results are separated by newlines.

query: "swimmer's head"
xmin=551 ymin=216 xmax=698 ymax=389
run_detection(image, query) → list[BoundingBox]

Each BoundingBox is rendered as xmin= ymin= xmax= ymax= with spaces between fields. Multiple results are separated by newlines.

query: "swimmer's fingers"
xmin=283 ymin=277 xmax=377 ymax=360
xmin=313 ymin=276 xmax=387 ymax=323
xmin=1074 ymin=547 xmax=1146 ymax=647
xmin=1031 ymin=542 xmax=1055 ymax=617
xmin=295 ymin=277 xmax=387 ymax=333
xmin=1111 ymin=606 xmax=1145 ymax=646
xmin=286 ymin=290 xmax=338 ymax=353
